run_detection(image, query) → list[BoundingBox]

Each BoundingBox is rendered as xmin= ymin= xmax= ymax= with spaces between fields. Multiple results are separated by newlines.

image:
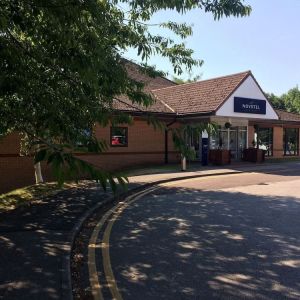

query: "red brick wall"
xmin=0 ymin=118 xmax=180 ymax=193
xmin=248 ymin=125 xmax=255 ymax=147
xmin=0 ymin=157 xmax=53 ymax=193
xmin=273 ymin=126 xmax=284 ymax=158
xmin=0 ymin=132 xmax=21 ymax=154
xmin=79 ymin=118 xmax=180 ymax=171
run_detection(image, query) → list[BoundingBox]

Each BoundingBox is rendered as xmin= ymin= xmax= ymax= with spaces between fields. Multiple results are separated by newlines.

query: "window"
xmin=76 ymin=128 xmax=92 ymax=147
xmin=283 ymin=128 xmax=299 ymax=156
xmin=258 ymin=128 xmax=273 ymax=156
xmin=110 ymin=127 xmax=128 ymax=147
xmin=210 ymin=129 xmax=228 ymax=150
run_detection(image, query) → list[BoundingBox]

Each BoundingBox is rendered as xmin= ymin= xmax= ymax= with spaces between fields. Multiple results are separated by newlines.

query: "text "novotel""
xmin=242 ymin=104 xmax=260 ymax=110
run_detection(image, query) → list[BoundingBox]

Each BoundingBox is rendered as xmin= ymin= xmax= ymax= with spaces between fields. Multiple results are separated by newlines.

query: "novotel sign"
xmin=234 ymin=97 xmax=266 ymax=115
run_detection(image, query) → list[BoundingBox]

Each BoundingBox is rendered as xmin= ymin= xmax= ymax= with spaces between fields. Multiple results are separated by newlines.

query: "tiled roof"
xmin=113 ymin=61 xmax=177 ymax=113
xmin=151 ymin=71 xmax=251 ymax=114
xmin=276 ymin=109 xmax=300 ymax=122
xmin=125 ymin=61 xmax=177 ymax=92
xmin=113 ymin=95 xmax=174 ymax=114
xmin=115 ymin=63 xmax=300 ymax=123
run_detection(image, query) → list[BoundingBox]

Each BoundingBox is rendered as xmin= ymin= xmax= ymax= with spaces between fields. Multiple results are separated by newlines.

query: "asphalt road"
xmin=93 ymin=165 xmax=300 ymax=300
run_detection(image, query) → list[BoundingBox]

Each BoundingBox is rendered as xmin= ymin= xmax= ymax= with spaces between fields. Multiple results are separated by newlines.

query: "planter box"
xmin=243 ymin=148 xmax=265 ymax=163
xmin=209 ymin=149 xmax=231 ymax=165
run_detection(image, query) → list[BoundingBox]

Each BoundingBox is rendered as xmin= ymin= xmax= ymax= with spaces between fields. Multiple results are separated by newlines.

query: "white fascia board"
xmin=215 ymin=76 xmax=279 ymax=120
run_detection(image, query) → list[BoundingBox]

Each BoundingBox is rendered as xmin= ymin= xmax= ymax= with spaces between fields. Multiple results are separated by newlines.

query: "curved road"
xmin=89 ymin=165 xmax=300 ymax=300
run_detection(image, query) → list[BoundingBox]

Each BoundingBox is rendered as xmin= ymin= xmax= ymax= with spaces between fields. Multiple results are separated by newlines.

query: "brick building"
xmin=1 ymin=63 xmax=300 ymax=193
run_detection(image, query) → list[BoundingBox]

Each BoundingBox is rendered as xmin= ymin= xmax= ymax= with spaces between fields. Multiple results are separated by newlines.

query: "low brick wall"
xmin=0 ymin=152 xmax=180 ymax=194
xmin=0 ymin=118 xmax=181 ymax=193
xmin=0 ymin=157 xmax=53 ymax=193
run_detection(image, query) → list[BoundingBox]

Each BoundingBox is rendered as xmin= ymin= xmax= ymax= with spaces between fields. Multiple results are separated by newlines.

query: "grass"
xmin=0 ymin=182 xmax=79 ymax=212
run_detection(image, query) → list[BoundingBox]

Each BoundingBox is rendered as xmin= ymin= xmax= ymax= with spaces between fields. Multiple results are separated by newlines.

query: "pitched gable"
xmin=152 ymin=71 xmax=250 ymax=114
xmin=216 ymin=74 xmax=278 ymax=120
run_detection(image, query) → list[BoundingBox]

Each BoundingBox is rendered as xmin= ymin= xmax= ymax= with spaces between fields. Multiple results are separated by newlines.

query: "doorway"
xmin=210 ymin=126 xmax=248 ymax=160
xmin=189 ymin=129 xmax=202 ymax=161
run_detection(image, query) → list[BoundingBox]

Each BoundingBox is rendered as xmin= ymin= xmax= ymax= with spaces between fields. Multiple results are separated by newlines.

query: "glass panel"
xmin=210 ymin=130 xmax=228 ymax=150
xmin=238 ymin=129 xmax=247 ymax=159
xmin=76 ymin=128 xmax=92 ymax=147
xmin=111 ymin=127 xmax=128 ymax=146
xmin=190 ymin=129 xmax=200 ymax=160
xmin=229 ymin=130 xmax=237 ymax=159
xmin=259 ymin=128 xmax=273 ymax=156
xmin=220 ymin=130 xmax=228 ymax=150
xmin=209 ymin=132 xmax=218 ymax=150
xmin=284 ymin=128 xmax=299 ymax=156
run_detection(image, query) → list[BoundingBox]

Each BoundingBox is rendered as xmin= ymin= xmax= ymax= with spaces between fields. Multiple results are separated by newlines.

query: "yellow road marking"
xmin=102 ymin=187 xmax=159 ymax=300
xmin=88 ymin=171 xmax=260 ymax=300
xmin=88 ymin=187 xmax=159 ymax=300
xmin=88 ymin=209 xmax=114 ymax=300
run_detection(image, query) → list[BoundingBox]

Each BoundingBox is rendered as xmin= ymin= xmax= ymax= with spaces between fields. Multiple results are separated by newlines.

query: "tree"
xmin=267 ymin=86 xmax=300 ymax=114
xmin=266 ymin=92 xmax=286 ymax=110
xmin=283 ymin=86 xmax=300 ymax=113
xmin=0 ymin=0 xmax=252 ymax=189
xmin=172 ymin=74 xmax=202 ymax=84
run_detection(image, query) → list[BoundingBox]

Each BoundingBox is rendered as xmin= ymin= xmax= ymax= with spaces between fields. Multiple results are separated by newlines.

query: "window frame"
xmin=76 ymin=128 xmax=93 ymax=147
xmin=283 ymin=127 xmax=299 ymax=156
xmin=110 ymin=127 xmax=128 ymax=147
xmin=258 ymin=127 xmax=273 ymax=157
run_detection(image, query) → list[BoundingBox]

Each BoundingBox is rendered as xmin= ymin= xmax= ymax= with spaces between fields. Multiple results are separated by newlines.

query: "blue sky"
xmin=125 ymin=0 xmax=300 ymax=96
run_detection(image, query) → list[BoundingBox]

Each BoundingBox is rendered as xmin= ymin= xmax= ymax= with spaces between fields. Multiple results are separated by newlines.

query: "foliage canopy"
xmin=0 ymin=0 xmax=251 ymax=189
xmin=267 ymin=86 xmax=300 ymax=114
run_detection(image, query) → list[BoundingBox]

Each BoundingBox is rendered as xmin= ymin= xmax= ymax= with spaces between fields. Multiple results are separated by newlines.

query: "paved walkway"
xmin=0 ymin=162 xmax=298 ymax=299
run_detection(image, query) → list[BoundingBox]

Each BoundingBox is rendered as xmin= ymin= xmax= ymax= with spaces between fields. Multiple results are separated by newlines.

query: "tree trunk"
xmin=181 ymin=155 xmax=187 ymax=171
xmin=34 ymin=162 xmax=44 ymax=184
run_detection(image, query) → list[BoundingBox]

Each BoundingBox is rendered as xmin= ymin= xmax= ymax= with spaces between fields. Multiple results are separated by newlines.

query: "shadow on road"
xmin=0 ymin=184 xmax=109 ymax=300
xmin=110 ymin=185 xmax=300 ymax=300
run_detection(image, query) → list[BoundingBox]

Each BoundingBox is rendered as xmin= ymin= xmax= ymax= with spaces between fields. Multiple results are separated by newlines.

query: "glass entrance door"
xmin=229 ymin=129 xmax=238 ymax=159
xmin=238 ymin=128 xmax=247 ymax=159
xmin=190 ymin=129 xmax=201 ymax=160
xmin=209 ymin=126 xmax=248 ymax=161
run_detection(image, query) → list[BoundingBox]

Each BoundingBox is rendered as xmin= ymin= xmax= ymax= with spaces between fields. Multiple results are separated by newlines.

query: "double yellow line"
xmin=88 ymin=186 xmax=159 ymax=300
xmin=87 ymin=172 xmax=245 ymax=299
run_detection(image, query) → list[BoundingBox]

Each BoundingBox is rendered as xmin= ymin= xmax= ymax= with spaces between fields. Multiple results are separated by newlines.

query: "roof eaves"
xmin=214 ymin=71 xmax=252 ymax=113
xmin=250 ymin=74 xmax=280 ymax=120
xmin=176 ymin=111 xmax=214 ymax=118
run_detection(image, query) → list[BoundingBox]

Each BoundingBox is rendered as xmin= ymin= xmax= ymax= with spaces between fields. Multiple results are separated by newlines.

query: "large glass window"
xmin=283 ymin=128 xmax=299 ymax=156
xmin=76 ymin=128 xmax=92 ymax=147
xmin=110 ymin=127 xmax=128 ymax=147
xmin=258 ymin=128 xmax=273 ymax=157
xmin=210 ymin=129 xmax=228 ymax=150
xmin=189 ymin=129 xmax=200 ymax=160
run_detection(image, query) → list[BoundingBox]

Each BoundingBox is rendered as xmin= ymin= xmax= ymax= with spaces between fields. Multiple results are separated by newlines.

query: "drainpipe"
xmin=165 ymin=118 xmax=177 ymax=164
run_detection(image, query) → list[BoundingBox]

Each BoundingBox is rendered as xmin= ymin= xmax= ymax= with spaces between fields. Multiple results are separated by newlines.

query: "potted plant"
xmin=209 ymin=129 xmax=231 ymax=165
xmin=225 ymin=122 xmax=232 ymax=129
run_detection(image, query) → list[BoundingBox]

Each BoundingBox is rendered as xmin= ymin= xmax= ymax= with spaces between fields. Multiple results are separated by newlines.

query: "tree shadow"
xmin=109 ymin=185 xmax=300 ymax=300
xmin=0 ymin=183 xmax=110 ymax=300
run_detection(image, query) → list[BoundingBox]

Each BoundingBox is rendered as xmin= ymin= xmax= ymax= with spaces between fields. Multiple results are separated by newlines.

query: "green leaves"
xmin=34 ymin=143 xmax=128 ymax=192
xmin=171 ymin=123 xmax=218 ymax=160
xmin=268 ymin=86 xmax=300 ymax=114
xmin=0 ymin=0 xmax=251 ymax=190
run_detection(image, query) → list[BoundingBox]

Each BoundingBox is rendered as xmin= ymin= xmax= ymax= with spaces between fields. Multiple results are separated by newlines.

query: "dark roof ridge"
xmin=151 ymin=70 xmax=252 ymax=92
xmin=122 ymin=57 xmax=177 ymax=86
